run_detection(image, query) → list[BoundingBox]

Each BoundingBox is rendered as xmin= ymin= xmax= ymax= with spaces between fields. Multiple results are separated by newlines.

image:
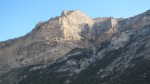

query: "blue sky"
xmin=0 ymin=0 xmax=150 ymax=41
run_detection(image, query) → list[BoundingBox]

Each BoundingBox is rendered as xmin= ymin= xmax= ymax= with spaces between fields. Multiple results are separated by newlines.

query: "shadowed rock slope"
xmin=0 ymin=10 xmax=150 ymax=84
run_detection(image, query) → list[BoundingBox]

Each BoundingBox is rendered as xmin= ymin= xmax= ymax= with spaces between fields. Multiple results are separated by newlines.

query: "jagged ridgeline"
xmin=0 ymin=10 xmax=150 ymax=84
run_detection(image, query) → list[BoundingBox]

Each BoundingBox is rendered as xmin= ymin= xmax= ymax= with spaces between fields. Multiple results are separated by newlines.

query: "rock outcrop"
xmin=0 ymin=10 xmax=150 ymax=84
xmin=0 ymin=10 xmax=94 ymax=75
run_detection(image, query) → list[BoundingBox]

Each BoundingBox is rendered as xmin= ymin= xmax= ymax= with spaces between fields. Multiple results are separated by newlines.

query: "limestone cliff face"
xmin=0 ymin=10 xmax=128 ymax=75
xmin=0 ymin=10 xmax=95 ymax=74
xmin=1 ymin=9 xmax=150 ymax=84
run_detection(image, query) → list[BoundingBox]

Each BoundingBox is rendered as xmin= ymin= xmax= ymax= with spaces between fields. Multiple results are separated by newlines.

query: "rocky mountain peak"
xmin=31 ymin=10 xmax=94 ymax=41
xmin=60 ymin=10 xmax=94 ymax=25
xmin=1 ymin=10 xmax=150 ymax=84
xmin=0 ymin=10 xmax=95 ymax=74
xmin=61 ymin=10 xmax=72 ymax=16
xmin=61 ymin=10 xmax=82 ymax=16
xmin=61 ymin=10 xmax=87 ymax=17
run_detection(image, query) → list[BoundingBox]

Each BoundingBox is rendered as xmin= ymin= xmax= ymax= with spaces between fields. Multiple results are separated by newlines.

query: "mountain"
xmin=0 ymin=10 xmax=150 ymax=84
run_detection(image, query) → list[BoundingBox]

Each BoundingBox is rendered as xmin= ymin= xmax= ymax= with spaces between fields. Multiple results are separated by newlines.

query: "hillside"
xmin=0 ymin=10 xmax=150 ymax=84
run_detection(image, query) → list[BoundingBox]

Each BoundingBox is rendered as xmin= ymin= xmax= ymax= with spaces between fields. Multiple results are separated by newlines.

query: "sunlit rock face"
xmin=1 ymin=10 xmax=150 ymax=84
xmin=0 ymin=10 xmax=94 ymax=74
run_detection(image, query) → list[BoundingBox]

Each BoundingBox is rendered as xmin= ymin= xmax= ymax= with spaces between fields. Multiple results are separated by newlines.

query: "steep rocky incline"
xmin=0 ymin=10 xmax=94 ymax=75
xmin=0 ymin=10 xmax=150 ymax=84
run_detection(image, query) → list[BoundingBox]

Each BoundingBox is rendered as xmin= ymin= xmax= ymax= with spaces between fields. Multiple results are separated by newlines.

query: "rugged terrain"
xmin=0 ymin=10 xmax=150 ymax=84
